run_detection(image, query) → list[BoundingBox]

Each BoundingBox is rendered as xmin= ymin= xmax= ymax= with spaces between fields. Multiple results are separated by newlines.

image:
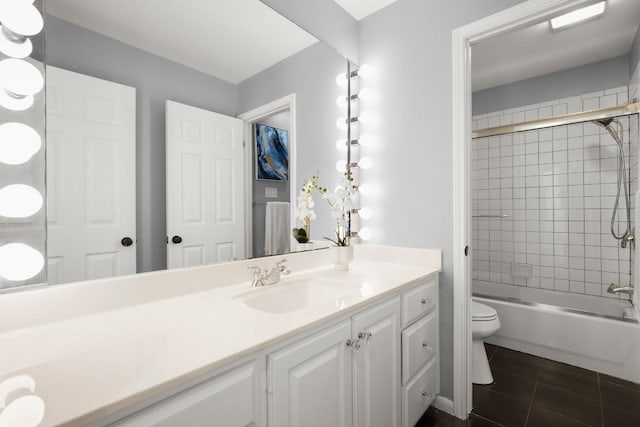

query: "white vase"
xmin=331 ymin=245 xmax=353 ymax=270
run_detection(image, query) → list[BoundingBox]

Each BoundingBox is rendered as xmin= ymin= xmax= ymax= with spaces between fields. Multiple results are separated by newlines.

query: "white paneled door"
xmin=46 ymin=66 xmax=136 ymax=285
xmin=165 ymin=100 xmax=244 ymax=269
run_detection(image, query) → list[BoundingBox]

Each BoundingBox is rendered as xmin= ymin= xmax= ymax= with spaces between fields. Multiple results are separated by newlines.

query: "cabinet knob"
xmin=421 ymin=391 xmax=434 ymax=399
xmin=171 ymin=235 xmax=183 ymax=244
xmin=421 ymin=298 xmax=431 ymax=305
xmin=422 ymin=340 xmax=432 ymax=349
xmin=358 ymin=331 xmax=372 ymax=343
xmin=346 ymin=338 xmax=361 ymax=350
xmin=121 ymin=237 xmax=133 ymax=247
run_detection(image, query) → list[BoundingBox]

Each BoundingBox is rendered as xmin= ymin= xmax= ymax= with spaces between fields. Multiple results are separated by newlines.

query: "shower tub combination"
xmin=472 ymin=100 xmax=640 ymax=383
xmin=474 ymin=289 xmax=639 ymax=383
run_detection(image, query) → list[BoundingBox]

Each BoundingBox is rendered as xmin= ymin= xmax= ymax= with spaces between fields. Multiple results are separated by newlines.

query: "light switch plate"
xmin=265 ymin=187 xmax=278 ymax=198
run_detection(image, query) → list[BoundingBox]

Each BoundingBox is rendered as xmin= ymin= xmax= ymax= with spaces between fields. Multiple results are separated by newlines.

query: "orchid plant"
xmin=294 ymin=171 xmax=357 ymax=246
xmin=322 ymin=172 xmax=357 ymax=246
xmin=293 ymin=172 xmax=326 ymax=243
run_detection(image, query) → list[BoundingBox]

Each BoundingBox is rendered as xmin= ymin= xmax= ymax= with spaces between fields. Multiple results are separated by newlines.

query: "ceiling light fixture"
xmin=550 ymin=1 xmax=606 ymax=31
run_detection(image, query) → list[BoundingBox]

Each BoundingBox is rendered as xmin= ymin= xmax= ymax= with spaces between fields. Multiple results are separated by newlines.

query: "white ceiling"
xmin=472 ymin=0 xmax=640 ymax=91
xmin=46 ymin=0 xmax=318 ymax=84
xmin=333 ymin=0 xmax=402 ymax=21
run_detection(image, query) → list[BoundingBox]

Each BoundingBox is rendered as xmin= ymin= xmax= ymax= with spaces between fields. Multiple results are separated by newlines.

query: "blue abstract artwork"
xmin=255 ymin=123 xmax=289 ymax=181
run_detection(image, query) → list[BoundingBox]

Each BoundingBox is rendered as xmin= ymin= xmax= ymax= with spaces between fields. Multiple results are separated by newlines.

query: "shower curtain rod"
xmin=472 ymin=101 xmax=640 ymax=139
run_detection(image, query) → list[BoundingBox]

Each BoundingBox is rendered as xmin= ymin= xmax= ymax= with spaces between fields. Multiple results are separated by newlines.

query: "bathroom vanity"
xmin=0 ymin=246 xmax=441 ymax=427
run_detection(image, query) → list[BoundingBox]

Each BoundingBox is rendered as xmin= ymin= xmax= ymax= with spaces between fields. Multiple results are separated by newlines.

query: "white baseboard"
xmin=432 ymin=396 xmax=455 ymax=416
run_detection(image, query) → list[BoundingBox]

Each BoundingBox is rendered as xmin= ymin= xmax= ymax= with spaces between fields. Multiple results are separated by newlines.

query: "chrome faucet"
xmin=607 ymin=283 xmax=634 ymax=295
xmin=247 ymin=259 xmax=291 ymax=287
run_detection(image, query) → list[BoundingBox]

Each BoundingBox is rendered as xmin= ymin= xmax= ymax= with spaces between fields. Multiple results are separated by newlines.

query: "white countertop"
xmin=0 ymin=246 xmax=441 ymax=426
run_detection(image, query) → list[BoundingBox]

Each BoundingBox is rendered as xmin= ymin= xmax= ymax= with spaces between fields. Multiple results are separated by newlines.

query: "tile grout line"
xmin=523 ymin=364 xmax=542 ymax=426
xmin=597 ymin=373 xmax=605 ymax=427
xmin=471 ymin=412 xmax=506 ymax=427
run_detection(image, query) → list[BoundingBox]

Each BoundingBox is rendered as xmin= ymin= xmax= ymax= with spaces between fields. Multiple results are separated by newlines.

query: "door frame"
xmin=238 ymin=94 xmax=297 ymax=259
xmin=451 ymin=0 xmax=593 ymax=418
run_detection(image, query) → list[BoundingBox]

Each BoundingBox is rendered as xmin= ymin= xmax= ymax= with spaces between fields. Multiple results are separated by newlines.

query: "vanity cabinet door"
xmin=268 ymin=320 xmax=353 ymax=427
xmin=111 ymin=360 xmax=262 ymax=427
xmin=352 ymin=297 xmax=401 ymax=427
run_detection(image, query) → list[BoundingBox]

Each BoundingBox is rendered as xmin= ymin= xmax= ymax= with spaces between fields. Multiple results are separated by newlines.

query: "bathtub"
xmin=474 ymin=288 xmax=640 ymax=383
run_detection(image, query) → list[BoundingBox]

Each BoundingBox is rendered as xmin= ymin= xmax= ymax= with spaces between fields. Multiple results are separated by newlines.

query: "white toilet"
xmin=472 ymin=300 xmax=501 ymax=385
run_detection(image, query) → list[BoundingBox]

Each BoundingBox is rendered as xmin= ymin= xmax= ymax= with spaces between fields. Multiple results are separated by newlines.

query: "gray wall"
xmin=252 ymin=111 xmax=291 ymax=258
xmin=238 ymin=42 xmax=347 ymax=245
xmin=473 ymin=55 xmax=631 ymax=115
xmin=44 ymin=15 xmax=238 ymax=273
xmin=358 ymin=0 xmax=525 ymax=400
xmin=631 ymin=27 xmax=640 ymax=85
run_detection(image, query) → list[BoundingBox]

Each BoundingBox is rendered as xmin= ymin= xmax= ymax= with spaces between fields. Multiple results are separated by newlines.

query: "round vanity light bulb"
xmin=359 ymin=207 xmax=373 ymax=220
xmin=358 ymin=111 xmax=375 ymax=125
xmin=0 ymin=25 xmax=33 ymax=58
xmin=0 ymin=243 xmax=44 ymax=281
xmin=0 ymin=58 xmax=44 ymax=97
xmin=335 ymin=139 xmax=348 ymax=152
xmin=0 ymin=0 xmax=43 ymax=37
xmin=0 ymin=122 xmax=41 ymax=165
xmin=358 ymin=87 xmax=373 ymax=101
xmin=336 ymin=117 xmax=348 ymax=131
xmin=356 ymin=64 xmax=373 ymax=79
xmin=0 ymin=185 xmax=43 ymax=218
xmin=336 ymin=160 xmax=347 ymax=173
xmin=358 ymin=183 xmax=372 ymax=196
xmin=0 ymin=394 xmax=45 ymax=427
xmin=358 ymin=156 xmax=373 ymax=170
xmin=335 ymin=73 xmax=347 ymax=87
xmin=359 ymin=227 xmax=373 ymax=241
xmin=0 ymin=91 xmax=33 ymax=111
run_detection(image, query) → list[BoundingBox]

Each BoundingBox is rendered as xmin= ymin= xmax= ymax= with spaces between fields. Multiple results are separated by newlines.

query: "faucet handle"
xmin=275 ymin=259 xmax=290 ymax=275
xmin=247 ymin=266 xmax=262 ymax=276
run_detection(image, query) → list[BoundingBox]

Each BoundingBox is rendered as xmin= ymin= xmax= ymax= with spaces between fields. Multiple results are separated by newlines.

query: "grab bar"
xmin=472 ymin=214 xmax=510 ymax=219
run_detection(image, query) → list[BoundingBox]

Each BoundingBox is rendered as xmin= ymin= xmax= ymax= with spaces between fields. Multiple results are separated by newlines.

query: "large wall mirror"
xmin=0 ymin=0 xmax=352 ymax=290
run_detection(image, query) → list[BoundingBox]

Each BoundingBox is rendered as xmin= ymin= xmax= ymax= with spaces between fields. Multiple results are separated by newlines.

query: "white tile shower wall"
xmin=472 ymin=87 xmax=638 ymax=301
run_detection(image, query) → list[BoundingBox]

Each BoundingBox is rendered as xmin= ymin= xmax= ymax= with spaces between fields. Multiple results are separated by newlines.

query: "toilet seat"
xmin=472 ymin=301 xmax=497 ymax=321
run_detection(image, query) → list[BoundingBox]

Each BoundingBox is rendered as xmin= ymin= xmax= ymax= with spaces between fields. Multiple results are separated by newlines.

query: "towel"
xmin=265 ymin=202 xmax=290 ymax=256
xmin=634 ymin=191 xmax=640 ymax=317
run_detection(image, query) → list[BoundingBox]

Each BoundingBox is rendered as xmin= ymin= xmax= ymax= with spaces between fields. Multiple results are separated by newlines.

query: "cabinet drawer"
xmin=401 ymin=310 xmax=437 ymax=385
xmin=401 ymin=277 xmax=437 ymax=327
xmin=402 ymin=357 xmax=437 ymax=427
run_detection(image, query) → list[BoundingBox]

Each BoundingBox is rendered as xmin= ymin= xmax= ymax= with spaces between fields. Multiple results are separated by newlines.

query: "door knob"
xmin=172 ymin=235 xmax=183 ymax=244
xmin=121 ymin=237 xmax=133 ymax=247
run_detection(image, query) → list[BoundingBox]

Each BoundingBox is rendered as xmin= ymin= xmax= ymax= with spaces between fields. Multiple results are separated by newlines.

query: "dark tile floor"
xmin=417 ymin=344 xmax=640 ymax=427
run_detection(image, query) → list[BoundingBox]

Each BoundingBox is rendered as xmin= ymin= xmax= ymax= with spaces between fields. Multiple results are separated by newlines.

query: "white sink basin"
xmin=234 ymin=277 xmax=360 ymax=314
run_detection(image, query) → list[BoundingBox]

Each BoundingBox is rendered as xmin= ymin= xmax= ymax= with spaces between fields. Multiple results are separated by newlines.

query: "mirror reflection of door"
xmin=252 ymin=110 xmax=291 ymax=258
xmin=46 ymin=66 xmax=136 ymax=285
xmin=165 ymin=100 xmax=245 ymax=269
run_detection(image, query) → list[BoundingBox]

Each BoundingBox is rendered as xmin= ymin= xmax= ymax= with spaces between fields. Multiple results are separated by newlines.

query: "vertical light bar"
xmin=0 ymin=0 xmax=46 ymax=291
